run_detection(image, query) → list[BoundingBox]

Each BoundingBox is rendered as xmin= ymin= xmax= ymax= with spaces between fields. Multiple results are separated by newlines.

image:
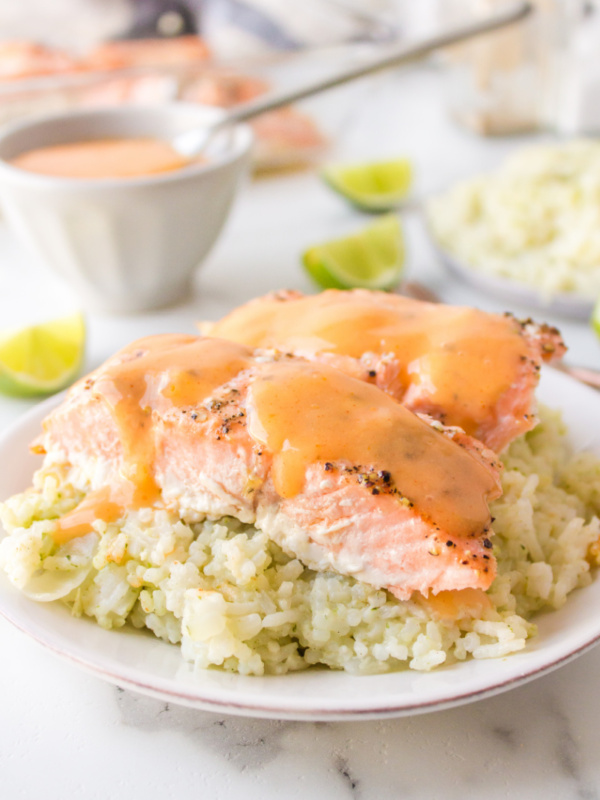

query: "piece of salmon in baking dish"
xmin=204 ymin=289 xmax=566 ymax=452
xmin=33 ymin=334 xmax=502 ymax=602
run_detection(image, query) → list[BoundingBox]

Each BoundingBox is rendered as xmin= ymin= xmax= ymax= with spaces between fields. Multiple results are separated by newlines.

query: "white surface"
xmin=2 ymin=64 xmax=600 ymax=796
xmin=2 ymin=370 xmax=600 ymax=721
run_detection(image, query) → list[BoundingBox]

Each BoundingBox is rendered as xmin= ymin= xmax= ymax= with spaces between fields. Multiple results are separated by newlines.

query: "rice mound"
xmin=427 ymin=140 xmax=600 ymax=300
xmin=1 ymin=407 xmax=599 ymax=676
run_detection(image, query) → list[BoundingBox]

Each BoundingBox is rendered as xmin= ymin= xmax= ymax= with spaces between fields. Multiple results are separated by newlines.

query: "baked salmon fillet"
xmin=204 ymin=289 xmax=566 ymax=452
xmin=34 ymin=334 xmax=502 ymax=601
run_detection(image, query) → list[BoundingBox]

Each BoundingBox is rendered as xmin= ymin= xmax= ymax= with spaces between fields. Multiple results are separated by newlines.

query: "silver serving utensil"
xmin=552 ymin=362 xmax=600 ymax=391
xmin=173 ymin=1 xmax=532 ymax=158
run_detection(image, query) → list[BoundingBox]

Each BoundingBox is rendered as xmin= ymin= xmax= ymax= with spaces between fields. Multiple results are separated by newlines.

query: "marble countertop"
xmin=2 ymin=65 xmax=600 ymax=800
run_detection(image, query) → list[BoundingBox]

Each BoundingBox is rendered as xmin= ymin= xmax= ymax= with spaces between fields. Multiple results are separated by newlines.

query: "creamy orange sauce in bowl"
xmin=0 ymin=105 xmax=253 ymax=312
xmin=8 ymin=137 xmax=202 ymax=180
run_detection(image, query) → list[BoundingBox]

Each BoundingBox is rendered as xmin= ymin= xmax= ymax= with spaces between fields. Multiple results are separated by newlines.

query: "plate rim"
xmin=3 ymin=596 xmax=600 ymax=721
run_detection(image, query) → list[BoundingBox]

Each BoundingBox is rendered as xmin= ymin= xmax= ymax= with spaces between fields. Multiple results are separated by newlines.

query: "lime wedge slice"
xmin=322 ymin=158 xmax=412 ymax=212
xmin=0 ymin=313 xmax=85 ymax=398
xmin=592 ymin=297 xmax=600 ymax=339
xmin=302 ymin=215 xmax=404 ymax=291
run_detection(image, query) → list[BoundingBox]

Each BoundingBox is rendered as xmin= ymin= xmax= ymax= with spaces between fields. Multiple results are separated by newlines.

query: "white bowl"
xmin=0 ymin=105 xmax=253 ymax=313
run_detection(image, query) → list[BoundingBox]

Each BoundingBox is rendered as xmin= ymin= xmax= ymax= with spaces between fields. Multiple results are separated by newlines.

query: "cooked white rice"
xmin=427 ymin=140 xmax=600 ymax=299
xmin=1 ymin=406 xmax=599 ymax=676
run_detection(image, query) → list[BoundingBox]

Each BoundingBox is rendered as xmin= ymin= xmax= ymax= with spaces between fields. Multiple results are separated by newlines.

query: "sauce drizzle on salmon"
xmin=206 ymin=289 xmax=566 ymax=451
xmin=249 ymin=360 xmax=498 ymax=537
xmin=88 ymin=335 xmax=253 ymax=507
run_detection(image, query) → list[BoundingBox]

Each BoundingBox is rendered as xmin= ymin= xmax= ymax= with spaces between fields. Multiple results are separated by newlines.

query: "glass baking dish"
xmin=0 ymin=5 xmax=391 ymax=171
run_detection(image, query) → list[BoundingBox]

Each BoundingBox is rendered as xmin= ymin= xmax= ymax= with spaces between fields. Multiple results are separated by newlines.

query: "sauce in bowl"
xmin=9 ymin=137 xmax=198 ymax=179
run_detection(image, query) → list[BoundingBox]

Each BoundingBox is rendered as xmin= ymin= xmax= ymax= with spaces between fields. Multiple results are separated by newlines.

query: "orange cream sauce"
xmin=54 ymin=487 xmax=124 ymax=545
xmin=88 ymin=335 xmax=253 ymax=508
xmin=248 ymin=360 xmax=498 ymax=538
xmin=9 ymin=137 xmax=197 ymax=179
xmin=419 ymin=588 xmax=493 ymax=621
xmin=209 ymin=291 xmax=529 ymax=438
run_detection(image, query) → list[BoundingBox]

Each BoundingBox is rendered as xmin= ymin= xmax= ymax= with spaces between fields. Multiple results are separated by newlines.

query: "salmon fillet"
xmin=205 ymin=289 xmax=566 ymax=451
xmin=183 ymin=70 xmax=269 ymax=107
xmin=36 ymin=335 xmax=502 ymax=601
xmin=0 ymin=40 xmax=79 ymax=80
xmin=0 ymin=36 xmax=211 ymax=82
xmin=183 ymin=71 xmax=328 ymax=165
xmin=84 ymin=36 xmax=211 ymax=71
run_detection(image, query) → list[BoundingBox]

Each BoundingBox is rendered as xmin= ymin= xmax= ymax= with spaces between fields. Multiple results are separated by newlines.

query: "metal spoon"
xmin=173 ymin=1 xmax=532 ymax=158
xmin=399 ymin=281 xmax=600 ymax=391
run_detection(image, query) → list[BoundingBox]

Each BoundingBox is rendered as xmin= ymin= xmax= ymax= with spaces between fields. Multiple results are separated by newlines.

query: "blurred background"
xmin=0 ymin=0 xmax=598 ymax=145
xmin=2 ymin=0 xmax=600 ymax=328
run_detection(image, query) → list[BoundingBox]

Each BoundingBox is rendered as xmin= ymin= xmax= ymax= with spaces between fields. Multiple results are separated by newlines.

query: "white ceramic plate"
xmin=1 ymin=369 xmax=600 ymax=721
xmin=432 ymin=243 xmax=594 ymax=321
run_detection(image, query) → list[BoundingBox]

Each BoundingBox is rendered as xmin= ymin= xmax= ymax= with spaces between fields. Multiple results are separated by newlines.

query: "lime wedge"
xmin=302 ymin=215 xmax=404 ymax=291
xmin=0 ymin=313 xmax=85 ymax=398
xmin=322 ymin=158 xmax=412 ymax=212
xmin=592 ymin=297 xmax=600 ymax=339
